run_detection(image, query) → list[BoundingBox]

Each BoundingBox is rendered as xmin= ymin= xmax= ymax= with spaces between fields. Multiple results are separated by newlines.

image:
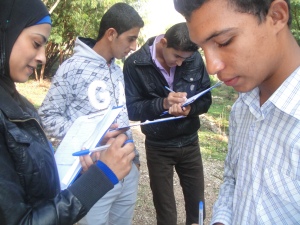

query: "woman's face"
xmin=9 ymin=23 xmax=51 ymax=83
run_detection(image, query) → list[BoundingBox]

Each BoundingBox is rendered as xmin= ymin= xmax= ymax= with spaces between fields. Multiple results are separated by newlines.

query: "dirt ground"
xmin=130 ymin=125 xmax=224 ymax=225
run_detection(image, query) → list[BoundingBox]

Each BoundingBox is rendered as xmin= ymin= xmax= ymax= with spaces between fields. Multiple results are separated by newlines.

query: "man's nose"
xmin=204 ymin=51 xmax=225 ymax=75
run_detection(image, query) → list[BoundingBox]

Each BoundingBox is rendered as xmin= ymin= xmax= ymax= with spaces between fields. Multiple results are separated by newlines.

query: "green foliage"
xmin=291 ymin=0 xmax=300 ymax=45
xmin=209 ymin=76 xmax=237 ymax=134
xmin=41 ymin=0 xmax=148 ymax=78
xmin=48 ymin=0 xmax=111 ymax=43
xmin=198 ymin=76 xmax=238 ymax=160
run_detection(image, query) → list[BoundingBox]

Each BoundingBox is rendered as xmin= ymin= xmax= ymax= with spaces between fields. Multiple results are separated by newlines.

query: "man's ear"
xmin=160 ymin=37 xmax=168 ymax=47
xmin=106 ymin=28 xmax=117 ymax=41
xmin=268 ymin=0 xmax=289 ymax=28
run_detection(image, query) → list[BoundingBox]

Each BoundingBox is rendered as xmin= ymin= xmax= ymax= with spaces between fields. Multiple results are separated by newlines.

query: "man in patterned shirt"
xmin=174 ymin=0 xmax=300 ymax=224
xmin=38 ymin=3 xmax=144 ymax=225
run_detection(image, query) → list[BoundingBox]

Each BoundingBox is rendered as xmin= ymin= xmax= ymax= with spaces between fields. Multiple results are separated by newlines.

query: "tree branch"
xmin=49 ymin=0 xmax=61 ymax=14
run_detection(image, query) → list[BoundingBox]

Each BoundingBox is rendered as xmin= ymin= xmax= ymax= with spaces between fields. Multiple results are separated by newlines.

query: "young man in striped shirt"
xmin=175 ymin=0 xmax=300 ymax=224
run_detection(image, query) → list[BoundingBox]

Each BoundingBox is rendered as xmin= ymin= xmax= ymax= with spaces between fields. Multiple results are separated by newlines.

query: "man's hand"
xmin=100 ymin=123 xmax=129 ymax=145
xmin=168 ymin=103 xmax=191 ymax=116
xmin=163 ymin=91 xmax=187 ymax=109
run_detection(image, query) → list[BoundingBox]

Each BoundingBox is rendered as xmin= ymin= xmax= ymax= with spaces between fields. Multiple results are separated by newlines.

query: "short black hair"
xmin=164 ymin=22 xmax=199 ymax=52
xmin=174 ymin=0 xmax=292 ymax=26
xmin=97 ymin=3 xmax=144 ymax=41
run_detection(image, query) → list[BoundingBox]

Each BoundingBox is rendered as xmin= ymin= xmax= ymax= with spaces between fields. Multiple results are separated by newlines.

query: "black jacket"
xmin=124 ymin=37 xmax=212 ymax=147
xmin=0 ymin=86 xmax=114 ymax=225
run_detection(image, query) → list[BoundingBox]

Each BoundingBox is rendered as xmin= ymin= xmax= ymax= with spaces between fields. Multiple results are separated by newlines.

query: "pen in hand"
xmin=162 ymin=86 xmax=185 ymax=116
xmin=72 ymin=139 xmax=134 ymax=156
xmin=164 ymin=86 xmax=174 ymax=92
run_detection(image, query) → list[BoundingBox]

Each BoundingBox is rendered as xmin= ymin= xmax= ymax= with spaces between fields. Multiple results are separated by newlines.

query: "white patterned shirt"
xmin=211 ymin=66 xmax=300 ymax=225
xmin=38 ymin=37 xmax=139 ymax=164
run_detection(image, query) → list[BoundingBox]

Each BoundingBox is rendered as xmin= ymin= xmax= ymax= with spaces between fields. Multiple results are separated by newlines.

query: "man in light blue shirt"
xmin=174 ymin=0 xmax=300 ymax=224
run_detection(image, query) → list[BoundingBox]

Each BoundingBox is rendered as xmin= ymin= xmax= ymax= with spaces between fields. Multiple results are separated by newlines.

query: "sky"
xmin=141 ymin=0 xmax=185 ymax=39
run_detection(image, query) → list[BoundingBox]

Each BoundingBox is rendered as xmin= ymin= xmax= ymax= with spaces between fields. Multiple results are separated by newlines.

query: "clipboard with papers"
xmin=160 ymin=81 xmax=223 ymax=116
xmin=112 ymin=115 xmax=186 ymax=131
xmin=54 ymin=106 xmax=123 ymax=189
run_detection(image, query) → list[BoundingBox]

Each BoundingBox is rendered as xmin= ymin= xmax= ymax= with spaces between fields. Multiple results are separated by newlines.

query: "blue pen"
xmin=160 ymin=81 xmax=224 ymax=116
xmin=72 ymin=139 xmax=134 ymax=156
xmin=164 ymin=86 xmax=174 ymax=92
xmin=199 ymin=201 xmax=204 ymax=225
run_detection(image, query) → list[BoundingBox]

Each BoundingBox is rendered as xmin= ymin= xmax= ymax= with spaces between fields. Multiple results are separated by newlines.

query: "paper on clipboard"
xmin=113 ymin=115 xmax=186 ymax=131
xmin=160 ymin=81 xmax=223 ymax=116
xmin=54 ymin=106 xmax=123 ymax=189
xmin=182 ymin=81 xmax=223 ymax=107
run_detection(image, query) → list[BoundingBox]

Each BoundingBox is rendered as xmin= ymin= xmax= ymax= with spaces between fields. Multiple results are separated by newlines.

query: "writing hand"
xmin=163 ymin=92 xmax=187 ymax=109
xmin=168 ymin=103 xmax=191 ymax=116
xmin=100 ymin=123 xmax=129 ymax=145
xmin=79 ymin=123 xmax=129 ymax=166
xmin=79 ymin=148 xmax=96 ymax=173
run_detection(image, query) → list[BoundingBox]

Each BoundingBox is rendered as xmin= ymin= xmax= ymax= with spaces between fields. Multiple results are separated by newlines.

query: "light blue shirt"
xmin=211 ymin=66 xmax=300 ymax=225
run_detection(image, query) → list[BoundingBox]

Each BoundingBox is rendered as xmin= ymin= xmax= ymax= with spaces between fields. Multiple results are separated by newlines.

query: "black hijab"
xmin=0 ymin=0 xmax=49 ymax=96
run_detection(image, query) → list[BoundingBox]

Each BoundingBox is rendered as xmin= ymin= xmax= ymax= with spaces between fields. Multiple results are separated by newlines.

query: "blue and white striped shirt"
xmin=211 ymin=66 xmax=300 ymax=225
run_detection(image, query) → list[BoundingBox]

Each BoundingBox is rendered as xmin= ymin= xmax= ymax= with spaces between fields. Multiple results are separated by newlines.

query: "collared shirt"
xmin=211 ymin=66 xmax=300 ymax=225
xmin=149 ymin=34 xmax=176 ymax=89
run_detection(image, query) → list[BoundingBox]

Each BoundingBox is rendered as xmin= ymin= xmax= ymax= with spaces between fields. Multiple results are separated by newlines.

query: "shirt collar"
xmin=149 ymin=34 xmax=164 ymax=62
xmin=270 ymin=66 xmax=300 ymax=120
xmin=241 ymin=66 xmax=300 ymax=120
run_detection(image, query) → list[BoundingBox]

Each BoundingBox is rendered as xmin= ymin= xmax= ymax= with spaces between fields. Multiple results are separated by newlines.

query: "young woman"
xmin=0 ymin=0 xmax=134 ymax=224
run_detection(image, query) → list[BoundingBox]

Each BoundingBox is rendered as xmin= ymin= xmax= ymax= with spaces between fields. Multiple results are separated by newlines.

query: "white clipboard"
xmin=54 ymin=106 xmax=123 ymax=189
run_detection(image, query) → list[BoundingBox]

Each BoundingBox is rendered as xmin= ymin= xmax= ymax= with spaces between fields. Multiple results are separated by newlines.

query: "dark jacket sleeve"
xmin=0 ymin=134 xmax=113 ymax=225
xmin=124 ymin=57 xmax=166 ymax=122
xmin=0 ymin=86 xmax=115 ymax=224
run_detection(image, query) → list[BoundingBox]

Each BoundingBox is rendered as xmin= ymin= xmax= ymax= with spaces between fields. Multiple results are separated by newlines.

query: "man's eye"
xmin=218 ymin=39 xmax=232 ymax=47
xmin=128 ymin=38 xmax=136 ymax=43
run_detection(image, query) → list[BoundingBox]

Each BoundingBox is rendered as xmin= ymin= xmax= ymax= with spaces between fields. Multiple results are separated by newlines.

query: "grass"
xmin=199 ymin=128 xmax=228 ymax=161
xmin=199 ymin=76 xmax=238 ymax=160
xmin=16 ymin=79 xmax=51 ymax=109
xmin=16 ymin=76 xmax=237 ymax=161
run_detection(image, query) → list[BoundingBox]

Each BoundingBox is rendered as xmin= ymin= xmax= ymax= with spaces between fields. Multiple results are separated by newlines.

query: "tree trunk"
xmin=35 ymin=69 xmax=38 ymax=80
xmin=39 ymin=64 xmax=45 ymax=83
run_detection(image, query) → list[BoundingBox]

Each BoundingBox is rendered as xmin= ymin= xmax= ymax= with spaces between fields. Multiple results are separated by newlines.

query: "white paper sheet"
xmin=55 ymin=106 xmax=123 ymax=189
